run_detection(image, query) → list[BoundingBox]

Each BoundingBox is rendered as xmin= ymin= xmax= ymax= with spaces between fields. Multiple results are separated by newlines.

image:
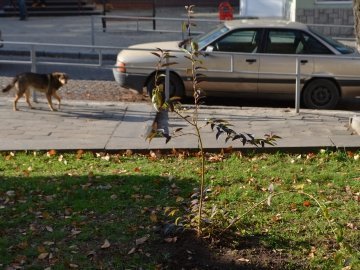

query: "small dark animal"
xmin=2 ymin=72 xmax=69 ymax=111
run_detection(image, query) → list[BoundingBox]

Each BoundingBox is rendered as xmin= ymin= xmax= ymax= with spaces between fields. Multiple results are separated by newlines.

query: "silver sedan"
xmin=113 ymin=19 xmax=360 ymax=109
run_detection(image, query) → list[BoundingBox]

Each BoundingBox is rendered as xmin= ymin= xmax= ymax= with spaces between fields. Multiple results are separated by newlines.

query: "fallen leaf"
xmin=69 ymin=263 xmax=79 ymax=268
xmin=38 ymin=252 xmax=49 ymax=260
xmin=164 ymin=236 xmax=177 ymax=243
xmin=101 ymin=154 xmax=110 ymax=161
xmin=6 ymin=190 xmax=15 ymax=197
xmin=136 ymin=235 xmax=149 ymax=245
xmin=293 ymin=184 xmax=305 ymax=190
xmin=150 ymin=212 xmax=158 ymax=223
xmin=17 ymin=241 xmax=28 ymax=249
xmin=4 ymin=152 xmax=15 ymax=161
xmin=45 ymin=226 xmax=53 ymax=232
xmin=271 ymin=213 xmax=282 ymax=222
xmin=303 ymin=201 xmax=311 ymax=207
xmin=47 ymin=149 xmax=56 ymax=157
xmin=125 ymin=149 xmax=133 ymax=156
xmin=290 ymin=203 xmax=297 ymax=211
xmin=150 ymin=150 xmax=158 ymax=160
xmin=101 ymin=239 xmax=111 ymax=249
xmin=128 ymin=247 xmax=136 ymax=254
xmin=87 ymin=250 xmax=96 ymax=258
xmin=71 ymin=229 xmax=81 ymax=235
xmin=268 ymin=183 xmax=274 ymax=193
xmin=308 ymin=246 xmax=316 ymax=259
xmin=76 ymin=149 xmax=84 ymax=159
xmin=345 ymin=186 xmax=352 ymax=195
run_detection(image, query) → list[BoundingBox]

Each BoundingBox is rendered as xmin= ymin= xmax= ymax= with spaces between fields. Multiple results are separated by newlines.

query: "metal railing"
xmin=90 ymin=15 xmax=219 ymax=46
xmin=89 ymin=15 xmax=358 ymax=46
xmin=0 ymin=41 xmax=359 ymax=112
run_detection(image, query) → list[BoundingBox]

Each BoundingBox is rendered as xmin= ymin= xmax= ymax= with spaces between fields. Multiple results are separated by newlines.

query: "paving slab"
xmin=155 ymin=106 xmax=360 ymax=152
xmin=0 ymin=97 xmax=156 ymax=151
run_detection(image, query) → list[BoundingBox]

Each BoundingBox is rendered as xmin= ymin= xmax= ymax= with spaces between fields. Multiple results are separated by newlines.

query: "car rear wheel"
xmin=303 ymin=79 xmax=340 ymax=109
xmin=146 ymin=73 xmax=184 ymax=100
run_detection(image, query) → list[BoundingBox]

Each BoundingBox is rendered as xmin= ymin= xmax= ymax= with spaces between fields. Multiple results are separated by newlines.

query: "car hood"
xmin=118 ymin=41 xmax=184 ymax=64
xmin=129 ymin=41 xmax=181 ymax=51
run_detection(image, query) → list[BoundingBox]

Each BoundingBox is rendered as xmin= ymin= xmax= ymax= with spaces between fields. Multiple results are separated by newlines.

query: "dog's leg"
xmin=52 ymin=92 xmax=61 ymax=110
xmin=24 ymin=90 xmax=34 ymax=110
xmin=46 ymin=93 xmax=56 ymax=111
xmin=13 ymin=94 xmax=21 ymax=111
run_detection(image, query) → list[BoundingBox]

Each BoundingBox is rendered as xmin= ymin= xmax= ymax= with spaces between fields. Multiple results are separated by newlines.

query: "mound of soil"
xmin=151 ymin=230 xmax=304 ymax=270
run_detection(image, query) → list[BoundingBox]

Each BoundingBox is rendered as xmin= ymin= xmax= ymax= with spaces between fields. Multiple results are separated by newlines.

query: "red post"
xmin=219 ymin=2 xmax=233 ymax=20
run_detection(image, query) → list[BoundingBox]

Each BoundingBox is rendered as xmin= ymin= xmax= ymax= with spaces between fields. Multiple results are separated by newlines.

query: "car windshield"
xmin=192 ymin=25 xmax=230 ymax=49
xmin=309 ymin=28 xmax=354 ymax=54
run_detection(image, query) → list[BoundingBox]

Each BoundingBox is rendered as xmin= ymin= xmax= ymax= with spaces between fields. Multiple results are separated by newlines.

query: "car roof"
xmin=224 ymin=19 xmax=309 ymax=31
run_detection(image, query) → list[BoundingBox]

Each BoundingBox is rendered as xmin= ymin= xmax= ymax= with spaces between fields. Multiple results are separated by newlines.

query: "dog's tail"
xmin=2 ymin=77 xmax=17 ymax=93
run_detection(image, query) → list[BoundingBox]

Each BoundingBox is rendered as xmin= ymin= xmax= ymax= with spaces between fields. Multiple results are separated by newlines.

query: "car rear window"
xmin=309 ymin=28 xmax=354 ymax=54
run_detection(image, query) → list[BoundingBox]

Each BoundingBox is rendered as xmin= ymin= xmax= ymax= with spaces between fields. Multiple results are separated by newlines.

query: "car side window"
xmin=210 ymin=29 xmax=260 ymax=53
xmin=265 ymin=30 xmax=299 ymax=54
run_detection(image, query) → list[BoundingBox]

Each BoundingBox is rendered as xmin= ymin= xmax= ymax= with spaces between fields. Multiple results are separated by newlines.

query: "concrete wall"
xmin=296 ymin=0 xmax=354 ymax=37
xmin=297 ymin=0 xmax=351 ymax=9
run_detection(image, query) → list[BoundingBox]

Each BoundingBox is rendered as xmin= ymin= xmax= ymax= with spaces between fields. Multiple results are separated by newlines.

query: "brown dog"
xmin=2 ymin=72 xmax=69 ymax=111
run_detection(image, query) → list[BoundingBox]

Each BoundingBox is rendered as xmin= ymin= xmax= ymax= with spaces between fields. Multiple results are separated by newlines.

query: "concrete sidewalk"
xmin=0 ymin=97 xmax=155 ymax=151
xmin=155 ymin=106 xmax=360 ymax=152
xmin=0 ymin=96 xmax=359 ymax=152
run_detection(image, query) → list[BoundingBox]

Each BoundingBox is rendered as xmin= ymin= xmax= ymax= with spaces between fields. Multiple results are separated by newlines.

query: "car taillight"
xmin=117 ymin=62 xmax=126 ymax=73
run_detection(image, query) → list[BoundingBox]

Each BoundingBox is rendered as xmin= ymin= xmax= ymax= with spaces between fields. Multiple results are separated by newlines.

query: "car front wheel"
xmin=303 ymin=79 xmax=340 ymax=109
xmin=146 ymin=73 xmax=184 ymax=100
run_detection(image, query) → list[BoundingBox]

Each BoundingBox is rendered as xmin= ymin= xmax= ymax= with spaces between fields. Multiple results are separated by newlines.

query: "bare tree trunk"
xmin=353 ymin=0 xmax=360 ymax=51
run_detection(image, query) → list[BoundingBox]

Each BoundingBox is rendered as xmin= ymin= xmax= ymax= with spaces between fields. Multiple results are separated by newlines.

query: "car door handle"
xmin=246 ymin=59 xmax=257 ymax=63
xmin=300 ymin=60 xmax=308 ymax=64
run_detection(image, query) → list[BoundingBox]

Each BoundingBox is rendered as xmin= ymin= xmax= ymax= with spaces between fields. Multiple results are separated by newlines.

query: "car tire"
xmin=147 ymin=73 xmax=185 ymax=100
xmin=303 ymin=79 xmax=340 ymax=109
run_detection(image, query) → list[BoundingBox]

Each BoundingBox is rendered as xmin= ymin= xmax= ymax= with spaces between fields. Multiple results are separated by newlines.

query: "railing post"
xmin=165 ymin=57 xmax=170 ymax=101
xmin=98 ymin=48 xmax=103 ymax=66
xmin=91 ymin=16 xmax=95 ymax=47
xmin=295 ymin=57 xmax=301 ymax=113
xmin=30 ymin=45 xmax=38 ymax=102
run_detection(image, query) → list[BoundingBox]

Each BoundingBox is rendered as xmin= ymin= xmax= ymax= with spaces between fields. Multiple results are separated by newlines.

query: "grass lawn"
xmin=0 ymin=150 xmax=359 ymax=269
